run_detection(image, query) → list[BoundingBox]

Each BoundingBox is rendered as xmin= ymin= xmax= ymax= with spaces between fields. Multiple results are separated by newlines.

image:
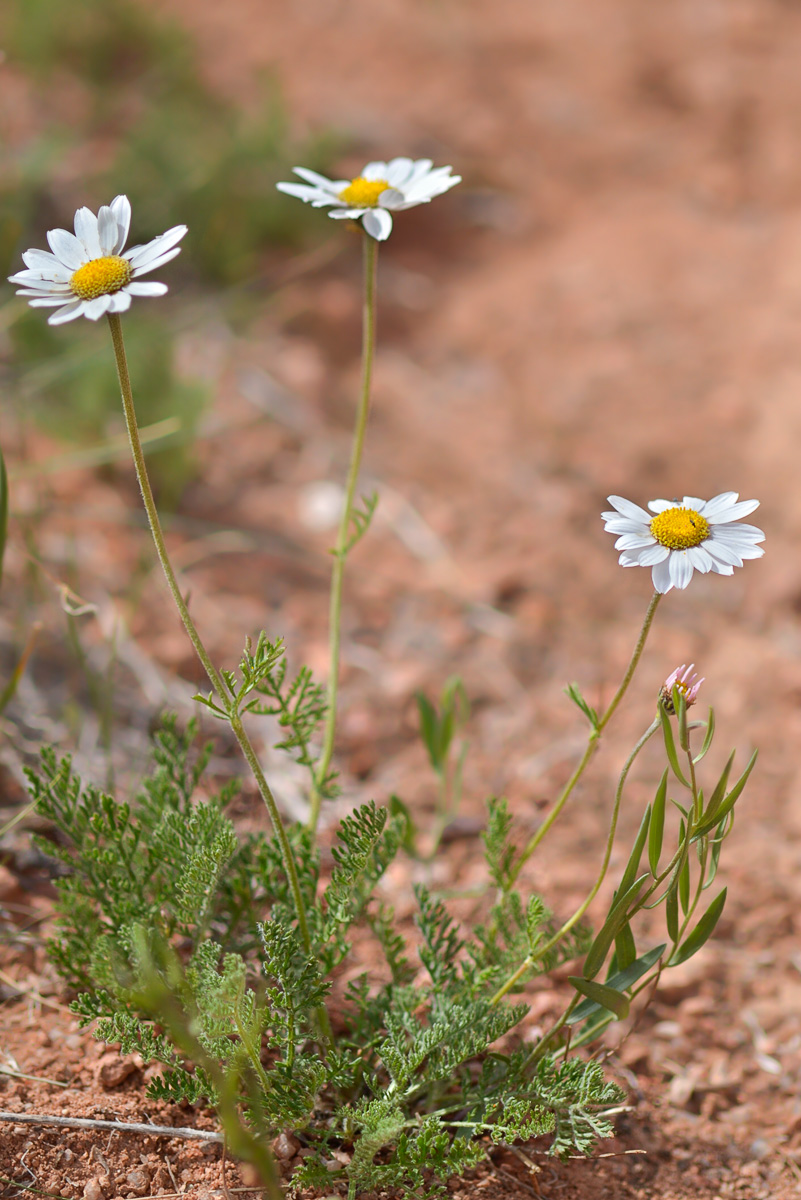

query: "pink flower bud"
xmin=660 ymin=663 xmax=704 ymax=714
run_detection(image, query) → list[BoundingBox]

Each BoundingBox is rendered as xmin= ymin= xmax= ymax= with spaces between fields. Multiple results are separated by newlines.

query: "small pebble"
xmin=273 ymin=1131 xmax=301 ymax=1160
xmin=124 ymin=1166 xmax=150 ymax=1196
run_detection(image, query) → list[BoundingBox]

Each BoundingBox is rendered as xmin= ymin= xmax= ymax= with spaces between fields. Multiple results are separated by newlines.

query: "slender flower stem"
xmin=490 ymin=718 xmax=659 ymax=1007
xmin=508 ymin=591 xmax=662 ymax=885
xmin=598 ymin=591 xmax=662 ymax=731
xmin=310 ymin=233 xmax=378 ymax=832
xmin=106 ymin=315 xmax=318 ymax=982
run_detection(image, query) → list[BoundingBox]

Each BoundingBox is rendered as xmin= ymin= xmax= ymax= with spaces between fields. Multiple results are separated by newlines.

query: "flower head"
xmin=8 ymin=196 xmax=187 ymax=325
xmin=660 ymin=663 xmax=704 ymax=713
xmin=276 ymin=157 xmax=461 ymax=241
xmin=602 ymin=493 xmax=765 ymax=593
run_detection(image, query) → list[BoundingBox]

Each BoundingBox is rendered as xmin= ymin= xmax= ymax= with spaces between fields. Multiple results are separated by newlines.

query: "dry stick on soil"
xmin=0 ymin=1110 xmax=223 ymax=1142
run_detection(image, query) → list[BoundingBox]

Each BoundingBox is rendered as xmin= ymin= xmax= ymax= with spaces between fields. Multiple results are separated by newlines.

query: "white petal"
xmin=362 ymin=161 xmax=390 ymax=180
xmin=28 ymin=295 xmax=76 ymax=307
xmin=292 ymin=167 xmax=344 ymax=192
xmin=680 ymin=496 xmax=705 ymax=510
xmin=652 ymin=557 xmax=674 ymax=593
xmin=131 ymin=246 xmax=181 ymax=276
xmin=647 ymin=498 xmax=675 ymax=514
xmin=96 ymin=206 xmax=118 ymax=256
xmin=708 ymin=560 xmax=735 ymax=576
xmin=703 ymin=540 xmax=743 ymax=567
xmin=328 ymin=208 xmax=366 ymax=219
xmin=14 ymin=281 xmax=73 ymax=295
xmin=669 ymin=552 xmax=694 ymax=589
xmin=125 ymin=225 xmax=186 ymax=269
xmin=706 ymin=498 xmax=760 ymax=524
xmin=602 ymin=517 xmax=650 ymax=535
xmin=637 ymin=543 xmax=670 ymax=566
xmin=107 ymin=291 xmax=132 ymax=313
xmin=81 ymin=295 xmax=113 ymax=320
xmin=16 ymin=288 xmax=72 ymax=299
xmin=73 ymin=207 xmax=102 ymax=259
xmin=614 ymin=533 xmax=657 ymax=550
xmin=385 ymin=157 xmax=415 ymax=186
xmin=110 ymin=195 xmax=132 ymax=252
xmin=47 ymin=228 xmax=89 ymax=270
xmin=362 ymin=208 xmax=393 ymax=240
xmin=48 ymin=300 xmax=85 ymax=325
xmin=21 ymin=248 xmax=71 ymax=278
xmin=607 ymin=495 xmax=653 ymax=523
xmin=392 ymin=197 xmax=435 ymax=212
xmin=403 ymin=171 xmax=460 ymax=203
xmin=687 ymin=545 xmax=714 ymax=573
xmin=11 ymin=266 xmax=72 ymax=287
xmin=406 ymin=159 xmax=434 ymax=185
xmin=698 ymin=491 xmax=738 ymax=518
xmin=378 ymin=188 xmax=406 ymax=210
xmin=711 ymin=522 xmax=764 ymax=542
xmin=276 ymin=181 xmax=337 ymax=205
xmin=124 ymin=280 xmax=168 ymax=296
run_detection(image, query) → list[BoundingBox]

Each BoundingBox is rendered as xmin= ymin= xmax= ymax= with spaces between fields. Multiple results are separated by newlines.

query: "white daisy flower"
xmin=276 ymin=157 xmax=461 ymax=241
xmin=8 ymin=195 xmax=187 ymax=325
xmin=602 ymin=493 xmax=765 ymax=594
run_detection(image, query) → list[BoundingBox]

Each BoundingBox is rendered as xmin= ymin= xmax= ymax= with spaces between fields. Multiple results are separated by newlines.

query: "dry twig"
xmin=0 ymin=1110 xmax=222 ymax=1142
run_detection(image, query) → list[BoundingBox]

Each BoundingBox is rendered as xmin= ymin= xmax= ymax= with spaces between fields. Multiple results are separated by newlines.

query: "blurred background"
xmin=2 ymin=0 xmax=801 ymax=1186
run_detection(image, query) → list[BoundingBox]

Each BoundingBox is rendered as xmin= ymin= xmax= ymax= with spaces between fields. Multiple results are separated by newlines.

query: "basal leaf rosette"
xmin=276 ymin=157 xmax=461 ymax=241
xmin=602 ymin=493 xmax=765 ymax=593
xmin=8 ymin=196 xmax=187 ymax=325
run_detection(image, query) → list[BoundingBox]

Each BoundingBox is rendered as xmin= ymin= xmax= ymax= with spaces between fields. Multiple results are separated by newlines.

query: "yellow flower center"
xmin=70 ymin=255 xmax=133 ymax=300
xmin=338 ymin=177 xmax=390 ymax=207
xmin=649 ymin=506 xmax=710 ymax=550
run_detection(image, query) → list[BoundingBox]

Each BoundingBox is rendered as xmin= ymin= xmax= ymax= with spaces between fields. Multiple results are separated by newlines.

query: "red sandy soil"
xmin=4 ymin=0 xmax=801 ymax=1197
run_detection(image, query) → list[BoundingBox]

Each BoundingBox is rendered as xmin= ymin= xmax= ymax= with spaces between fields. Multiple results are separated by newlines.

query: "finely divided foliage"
xmin=33 ymin=675 xmax=752 ymax=1196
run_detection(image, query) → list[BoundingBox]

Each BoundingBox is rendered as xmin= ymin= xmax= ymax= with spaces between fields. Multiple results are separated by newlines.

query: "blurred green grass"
xmin=0 ymin=0 xmax=339 ymax=498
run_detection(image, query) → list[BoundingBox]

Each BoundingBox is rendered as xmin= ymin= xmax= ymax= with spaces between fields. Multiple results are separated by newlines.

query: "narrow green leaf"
xmin=693 ymin=706 xmax=715 ymax=763
xmin=389 ymin=794 xmax=417 ymax=856
xmin=699 ymin=749 xmax=735 ymax=827
xmin=659 ymin=705 xmax=689 ymax=787
xmin=565 ymin=682 xmax=599 ymax=729
xmin=670 ymin=888 xmax=727 ymax=966
xmin=583 ymin=873 xmax=649 ymax=980
xmin=416 ymin=694 xmax=441 ymax=772
xmin=569 ymin=943 xmax=666 ymax=1024
xmin=567 ymin=977 xmax=630 ymax=1020
xmin=438 ymin=705 xmax=455 ymax=764
xmin=703 ymin=838 xmax=721 ymax=890
xmin=569 ymin=1010 xmax=615 ymax=1048
xmin=678 ymin=840 xmax=691 ymax=916
xmin=666 ymin=872 xmax=679 ymax=942
xmin=670 ymin=797 xmax=689 ymax=821
xmin=649 ymin=769 xmax=668 ymax=876
xmin=614 ymin=922 xmax=636 ymax=972
xmin=618 ymin=805 xmax=651 ymax=899
xmin=693 ymin=750 xmax=757 ymax=840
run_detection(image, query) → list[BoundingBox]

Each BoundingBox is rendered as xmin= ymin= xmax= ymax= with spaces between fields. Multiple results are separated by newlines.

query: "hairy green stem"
xmin=310 ymin=233 xmax=378 ymax=831
xmin=106 ymin=314 xmax=318 ymax=981
xmin=509 ymin=591 xmax=662 ymax=886
xmin=490 ymin=717 xmax=660 ymax=1006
